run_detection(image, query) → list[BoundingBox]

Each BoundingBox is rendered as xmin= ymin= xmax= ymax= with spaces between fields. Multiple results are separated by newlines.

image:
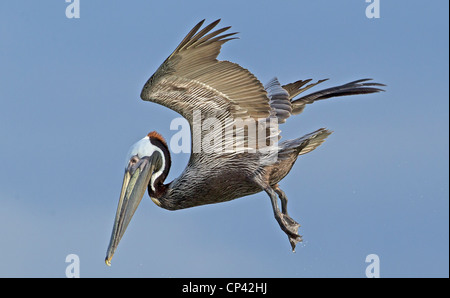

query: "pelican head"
xmin=105 ymin=131 xmax=170 ymax=266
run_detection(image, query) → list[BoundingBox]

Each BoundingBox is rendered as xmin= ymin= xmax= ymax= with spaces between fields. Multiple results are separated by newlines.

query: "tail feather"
xmin=298 ymin=128 xmax=333 ymax=156
xmin=280 ymin=128 xmax=333 ymax=158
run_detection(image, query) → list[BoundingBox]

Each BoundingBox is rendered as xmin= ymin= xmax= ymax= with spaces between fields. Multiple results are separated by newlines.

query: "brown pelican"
xmin=105 ymin=19 xmax=384 ymax=265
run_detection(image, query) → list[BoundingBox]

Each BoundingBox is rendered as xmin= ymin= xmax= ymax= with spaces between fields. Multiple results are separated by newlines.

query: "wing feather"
xmin=140 ymin=19 xmax=271 ymax=124
xmin=283 ymin=78 xmax=385 ymax=115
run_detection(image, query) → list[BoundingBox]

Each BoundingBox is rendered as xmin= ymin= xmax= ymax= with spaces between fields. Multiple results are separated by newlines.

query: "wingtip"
xmin=206 ymin=19 xmax=221 ymax=29
xmin=196 ymin=19 xmax=206 ymax=27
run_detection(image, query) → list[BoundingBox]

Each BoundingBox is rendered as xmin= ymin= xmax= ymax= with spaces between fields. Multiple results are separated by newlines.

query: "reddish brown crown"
xmin=147 ymin=131 xmax=167 ymax=147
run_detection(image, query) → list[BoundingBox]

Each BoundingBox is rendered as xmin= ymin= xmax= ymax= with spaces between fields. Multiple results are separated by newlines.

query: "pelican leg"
xmin=274 ymin=184 xmax=288 ymax=215
xmin=264 ymin=186 xmax=302 ymax=252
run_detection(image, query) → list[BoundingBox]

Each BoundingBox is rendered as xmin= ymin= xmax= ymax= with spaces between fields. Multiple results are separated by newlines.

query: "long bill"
xmin=105 ymin=153 xmax=160 ymax=266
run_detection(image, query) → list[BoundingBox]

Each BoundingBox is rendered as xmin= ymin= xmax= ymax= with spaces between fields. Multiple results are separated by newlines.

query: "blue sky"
xmin=0 ymin=0 xmax=448 ymax=277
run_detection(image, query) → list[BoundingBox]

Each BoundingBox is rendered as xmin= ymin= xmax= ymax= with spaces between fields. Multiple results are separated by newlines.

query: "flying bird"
xmin=105 ymin=19 xmax=384 ymax=265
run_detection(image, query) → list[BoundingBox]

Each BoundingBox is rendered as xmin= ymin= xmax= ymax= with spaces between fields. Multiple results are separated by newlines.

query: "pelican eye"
xmin=129 ymin=155 xmax=139 ymax=165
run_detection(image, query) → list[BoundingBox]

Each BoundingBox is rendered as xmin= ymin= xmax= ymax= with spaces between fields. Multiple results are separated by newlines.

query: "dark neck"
xmin=147 ymin=135 xmax=171 ymax=201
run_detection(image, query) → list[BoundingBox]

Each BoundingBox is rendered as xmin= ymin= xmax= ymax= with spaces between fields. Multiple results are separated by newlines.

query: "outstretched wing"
xmin=140 ymin=19 xmax=271 ymax=124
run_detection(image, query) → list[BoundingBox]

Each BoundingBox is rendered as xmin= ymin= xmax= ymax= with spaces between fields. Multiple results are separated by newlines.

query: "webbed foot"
xmin=279 ymin=213 xmax=302 ymax=252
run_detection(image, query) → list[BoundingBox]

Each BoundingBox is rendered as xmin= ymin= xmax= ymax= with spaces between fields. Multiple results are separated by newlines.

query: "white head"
xmin=125 ymin=135 xmax=167 ymax=193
